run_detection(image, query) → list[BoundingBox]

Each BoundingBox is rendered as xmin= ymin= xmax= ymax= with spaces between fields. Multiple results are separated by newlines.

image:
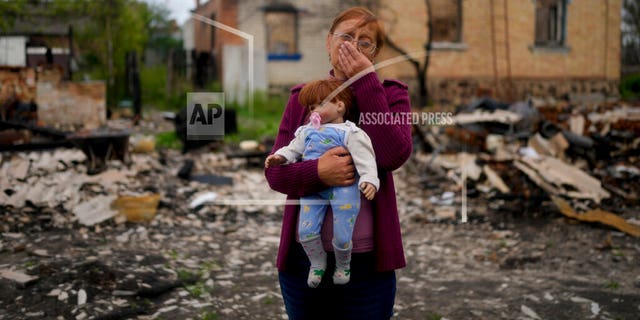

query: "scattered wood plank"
xmin=569 ymin=114 xmax=585 ymax=135
xmin=458 ymin=153 xmax=482 ymax=181
xmin=515 ymin=155 xmax=610 ymax=203
xmin=551 ymin=196 xmax=640 ymax=238
xmin=483 ymin=165 xmax=510 ymax=193
xmin=0 ymin=269 xmax=39 ymax=287
xmin=528 ymin=133 xmax=568 ymax=158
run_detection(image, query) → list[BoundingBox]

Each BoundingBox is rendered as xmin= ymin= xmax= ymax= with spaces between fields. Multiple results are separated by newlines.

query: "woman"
xmin=265 ymin=7 xmax=412 ymax=320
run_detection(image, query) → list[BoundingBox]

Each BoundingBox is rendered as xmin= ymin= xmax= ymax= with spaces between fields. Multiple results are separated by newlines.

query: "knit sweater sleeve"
xmin=264 ymin=89 xmax=328 ymax=197
xmin=350 ymin=72 xmax=412 ymax=171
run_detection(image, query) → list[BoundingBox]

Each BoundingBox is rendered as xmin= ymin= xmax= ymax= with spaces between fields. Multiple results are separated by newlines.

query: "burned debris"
xmin=1 ymin=64 xmax=638 ymax=319
xmin=412 ymin=97 xmax=640 ymax=237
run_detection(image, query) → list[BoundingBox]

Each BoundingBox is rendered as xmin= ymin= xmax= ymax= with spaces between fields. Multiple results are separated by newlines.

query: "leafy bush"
xmin=620 ymin=73 xmax=640 ymax=100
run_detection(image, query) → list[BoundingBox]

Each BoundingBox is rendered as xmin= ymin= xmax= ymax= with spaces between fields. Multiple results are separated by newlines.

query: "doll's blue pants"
xmin=298 ymin=183 xmax=360 ymax=249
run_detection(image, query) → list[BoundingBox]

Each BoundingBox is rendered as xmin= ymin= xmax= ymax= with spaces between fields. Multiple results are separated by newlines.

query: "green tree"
xmin=73 ymin=0 xmax=149 ymax=105
xmin=0 ymin=0 xmax=160 ymax=106
xmin=622 ymin=0 xmax=640 ymax=65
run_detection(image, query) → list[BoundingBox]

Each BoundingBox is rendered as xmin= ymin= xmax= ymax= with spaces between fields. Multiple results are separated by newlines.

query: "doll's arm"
xmin=273 ymin=128 xmax=306 ymax=164
xmin=346 ymin=129 xmax=380 ymax=192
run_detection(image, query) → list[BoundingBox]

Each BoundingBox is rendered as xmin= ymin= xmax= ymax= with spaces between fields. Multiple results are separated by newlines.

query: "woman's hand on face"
xmin=318 ymin=146 xmax=356 ymax=186
xmin=337 ymin=41 xmax=374 ymax=79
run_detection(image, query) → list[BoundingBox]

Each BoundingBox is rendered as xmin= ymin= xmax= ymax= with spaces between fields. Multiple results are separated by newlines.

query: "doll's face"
xmin=309 ymin=100 xmax=345 ymax=124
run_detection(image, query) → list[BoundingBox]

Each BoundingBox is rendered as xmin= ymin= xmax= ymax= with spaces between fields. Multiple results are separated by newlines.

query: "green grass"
xmin=167 ymin=249 xmax=179 ymax=260
xmin=201 ymin=259 xmax=222 ymax=272
xmin=140 ymin=65 xmax=202 ymax=111
xmin=426 ymin=313 xmax=443 ymax=320
xmin=155 ymin=131 xmax=182 ymax=150
xmin=177 ymin=269 xmax=197 ymax=282
xmin=263 ymin=296 xmax=275 ymax=305
xmin=200 ymin=312 xmax=219 ymax=320
xmin=186 ymin=283 xmax=205 ymax=297
xmin=612 ymin=250 xmax=624 ymax=257
xmin=140 ymin=65 xmax=167 ymax=107
xmin=140 ymin=68 xmax=287 ymax=142
xmin=224 ymin=91 xmax=286 ymax=143
xmin=605 ymin=280 xmax=620 ymax=290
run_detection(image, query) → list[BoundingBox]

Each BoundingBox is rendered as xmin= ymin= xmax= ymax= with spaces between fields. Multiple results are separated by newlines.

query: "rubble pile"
xmin=0 ymin=103 xmax=638 ymax=318
xmin=0 ymin=145 xmax=281 ymax=228
xmin=409 ymin=98 xmax=640 ymax=236
xmin=0 ymin=130 xmax=287 ymax=318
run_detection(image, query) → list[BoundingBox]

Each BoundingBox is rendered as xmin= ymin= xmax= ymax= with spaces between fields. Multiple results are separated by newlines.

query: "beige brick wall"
xmin=377 ymin=0 xmax=622 ymax=102
xmin=199 ymin=0 xmax=621 ymax=100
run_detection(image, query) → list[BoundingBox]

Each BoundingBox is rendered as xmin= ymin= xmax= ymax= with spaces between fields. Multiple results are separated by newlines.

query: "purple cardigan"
xmin=265 ymin=72 xmax=412 ymax=272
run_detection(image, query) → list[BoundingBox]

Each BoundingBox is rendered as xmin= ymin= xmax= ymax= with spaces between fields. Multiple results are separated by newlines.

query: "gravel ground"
xmin=1 ymin=145 xmax=639 ymax=320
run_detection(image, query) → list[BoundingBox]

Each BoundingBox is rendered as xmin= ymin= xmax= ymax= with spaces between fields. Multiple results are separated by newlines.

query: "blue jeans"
xmin=279 ymin=242 xmax=396 ymax=320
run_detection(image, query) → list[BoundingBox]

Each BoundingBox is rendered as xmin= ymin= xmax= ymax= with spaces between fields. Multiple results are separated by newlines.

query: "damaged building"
xmin=0 ymin=12 xmax=106 ymax=131
xmin=183 ymin=0 xmax=621 ymax=104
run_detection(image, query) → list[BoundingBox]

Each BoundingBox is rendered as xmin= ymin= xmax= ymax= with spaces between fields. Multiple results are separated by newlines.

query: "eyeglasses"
xmin=332 ymin=32 xmax=377 ymax=54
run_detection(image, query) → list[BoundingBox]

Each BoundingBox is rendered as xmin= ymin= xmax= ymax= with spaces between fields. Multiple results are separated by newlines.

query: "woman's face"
xmin=326 ymin=18 xmax=378 ymax=71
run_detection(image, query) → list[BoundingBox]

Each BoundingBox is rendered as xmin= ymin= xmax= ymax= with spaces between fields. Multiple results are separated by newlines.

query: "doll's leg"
xmin=299 ymin=194 xmax=328 ymax=288
xmin=329 ymin=184 xmax=360 ymax=285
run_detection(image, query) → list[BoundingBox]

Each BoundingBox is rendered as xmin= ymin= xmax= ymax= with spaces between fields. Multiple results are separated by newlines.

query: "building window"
xmin=430 ymin=0 xmax=462 ymax=43
xmin=264 ymin=5 xmax=301 ymax=61
xmin=534 ymin=0 xmax=567 ymax=47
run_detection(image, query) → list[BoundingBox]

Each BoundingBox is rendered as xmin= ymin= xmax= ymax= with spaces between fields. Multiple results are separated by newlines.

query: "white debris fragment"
xmin=48 ymin=289 xmax=62 ymax=297
xmin=0 ymin=269 xmax=39 ymax=286
xmin=2 ymin=232 xmax=24 ymax=239
xmin=25 ymin=312 xmax=45 ymax=317
xmin=77 ymin=289 xmax=87 ymax=306
xmin=157 ymin=305 xmax=178 ymax=313
xmin=429 ymin=191 xmax=455 ymax=206
xmin=9 ymin=155 xmax=30 ymax=180
xmin=112 ymin=290 xmax=136 ymax=296
xmin=191 ymin=302 xmax=212 ymax=308
xmin=115 ymin=230 xmax=134 ymax=243
xmin=151 ymin=305 xmax=178 ymax=318
xmin=570 ymin=296 xmax=593 ymax=304
xmin=73 ymin=195 xmax=117 ymax=226
xmin=590 ymin=302 xmax=600 ymax=317
xmin=31 ymin=249 xmax=50 ymax=257
xmin=58 ymin=291 xmax=69 ymax=301
xmin=521 ymin=305 xmax=541 ymax=320
xmin=251 ymin=293 xmax=267 ymax=302
xmin=189 ymin=192 xmax=218 ymax=208
xmin=258 ymin=236 xmax=280 ymax=244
